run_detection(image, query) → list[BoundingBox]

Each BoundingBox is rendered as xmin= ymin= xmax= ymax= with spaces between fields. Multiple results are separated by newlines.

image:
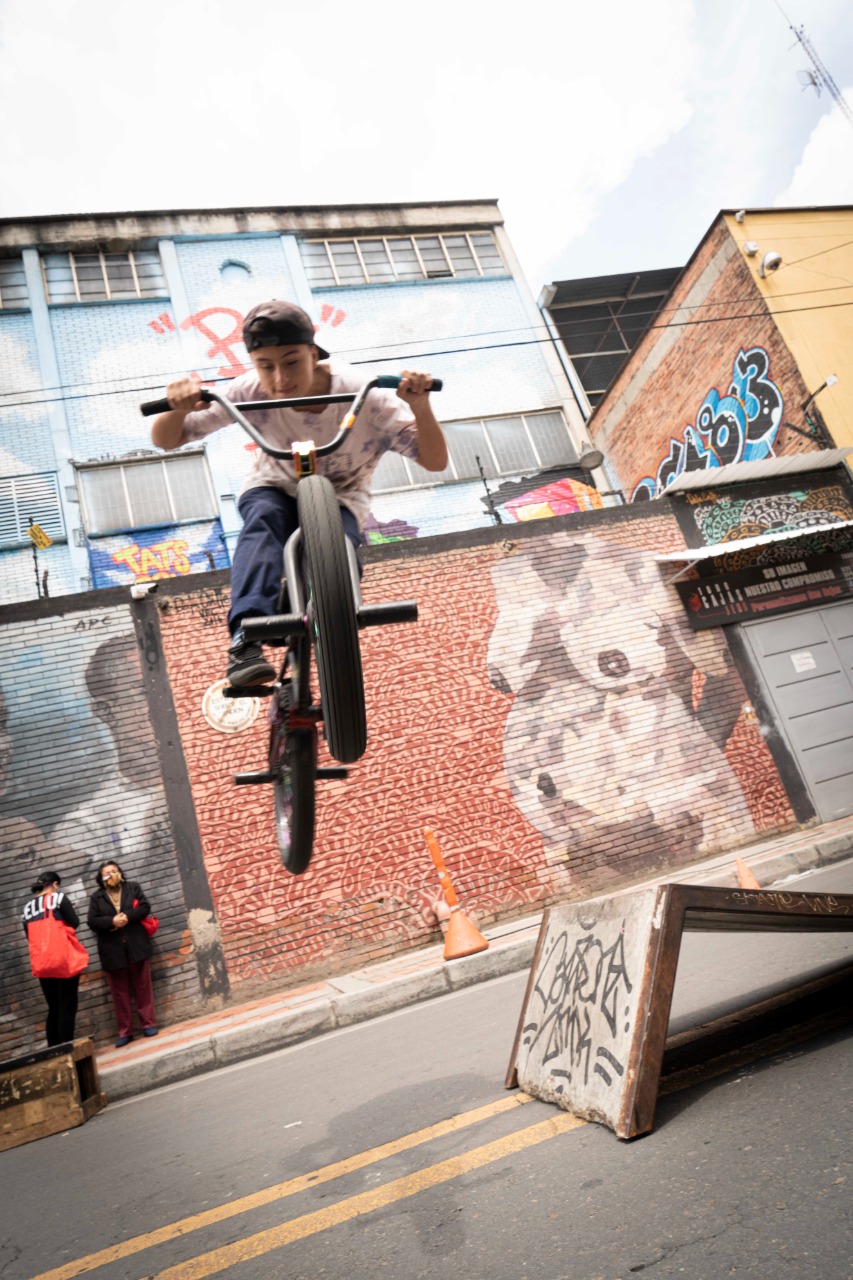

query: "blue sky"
xmin=0 ymin=0 xmax=850 ymax=290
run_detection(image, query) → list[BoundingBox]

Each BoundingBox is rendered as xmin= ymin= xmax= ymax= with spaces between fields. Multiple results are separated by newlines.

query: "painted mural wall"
xmin=0 ymin=603 xmax=201 ymax=1059
xmin=0 ymin=501 xmax=800 ymax=1054
xmin=590 ymin=218 xmax=829 ymax=501
xmin=143 ymin=506 xmax=790 ymax=1000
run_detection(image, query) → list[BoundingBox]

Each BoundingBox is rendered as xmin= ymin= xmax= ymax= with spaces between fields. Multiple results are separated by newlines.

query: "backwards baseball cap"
xmin=242 ymin=301 xmax=329 ymax=359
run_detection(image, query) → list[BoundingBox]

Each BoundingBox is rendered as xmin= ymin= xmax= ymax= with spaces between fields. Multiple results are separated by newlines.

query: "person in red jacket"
xmin=22 ymin=871 xmax=88 ymax=1047
xmin=87 ymin=861 xmax=158 ymax=1048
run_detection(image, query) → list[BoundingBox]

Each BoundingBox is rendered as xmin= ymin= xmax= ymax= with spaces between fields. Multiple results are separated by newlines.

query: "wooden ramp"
xmin=506 ymin=883 xmax=853 ymax=1140
xmin=0 ymin=1038 xmax=107 ymax=1152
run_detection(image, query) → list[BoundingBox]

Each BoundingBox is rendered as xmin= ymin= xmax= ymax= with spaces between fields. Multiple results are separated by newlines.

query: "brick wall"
xmin=0 ymin=502 xmax=798 ymax=1052
xmin=155 ymin=504 xmax=791 ymax=1001
xmin=592 ymin=219 xmax=820 ymax=499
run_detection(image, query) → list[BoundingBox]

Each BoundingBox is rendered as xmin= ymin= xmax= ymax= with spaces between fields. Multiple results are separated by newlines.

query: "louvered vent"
xmin=0 ymin=473 xmax=65 ymax=546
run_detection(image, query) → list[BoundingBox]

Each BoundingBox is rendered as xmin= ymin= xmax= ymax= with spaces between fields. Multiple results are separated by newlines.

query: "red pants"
xmin=105 ymin=959 xmax=156 ymax=1038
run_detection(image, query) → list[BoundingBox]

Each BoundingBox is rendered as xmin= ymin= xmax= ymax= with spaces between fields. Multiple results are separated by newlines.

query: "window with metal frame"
xmin=0 ymin=473 xmax=65 ymax=547
xmin=299 ymin=231 xmax=505 ymax=287
xmin=371 ymin=410 xmax=577 ymax=491
xmin=42 ymin=250 xmax=168 ymax=303
xmin=0 ymin=258 xmax=29 ymax=309
xmin=76 ymin=451 xmax=217 ymax=536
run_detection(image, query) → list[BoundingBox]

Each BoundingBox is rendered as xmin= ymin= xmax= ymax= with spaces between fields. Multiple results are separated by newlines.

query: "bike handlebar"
xmin=140 ymin=374 xmax=441 ymax=461
xmin=139 ymin=374 xmax=441 ymax=420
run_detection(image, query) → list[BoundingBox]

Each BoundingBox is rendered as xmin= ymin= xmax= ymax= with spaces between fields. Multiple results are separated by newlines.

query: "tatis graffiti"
xmin=633 ymin=345 xmax=783 ymax=501
xmin=111 ymin=539 xmax=192 ymax=578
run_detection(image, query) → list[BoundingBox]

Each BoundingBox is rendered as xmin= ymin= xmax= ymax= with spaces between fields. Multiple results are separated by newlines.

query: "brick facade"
xmin=592 ymin=219 xmax=822 ymax=500
xmin=0 ymin=501 xmax=799 ymax=1055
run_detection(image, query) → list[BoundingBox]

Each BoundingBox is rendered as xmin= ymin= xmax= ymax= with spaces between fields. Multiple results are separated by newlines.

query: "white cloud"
xmin=775 ymin=90 xmax=853 ymax=206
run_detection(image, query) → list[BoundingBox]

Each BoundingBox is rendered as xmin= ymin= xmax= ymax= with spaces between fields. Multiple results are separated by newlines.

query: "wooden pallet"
xmin=0 ymin=1038 xmax=107 ymax=1152
xmin=506 ymin=883 xmax=853 ymax=1139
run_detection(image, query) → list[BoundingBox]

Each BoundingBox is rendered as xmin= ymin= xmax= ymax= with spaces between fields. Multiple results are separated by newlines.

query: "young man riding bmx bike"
xmin=150 ymin=300 xmax=447 ymax=687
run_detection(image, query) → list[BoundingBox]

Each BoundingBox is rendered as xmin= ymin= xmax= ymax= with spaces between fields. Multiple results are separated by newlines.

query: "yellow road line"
xmin=30 ymin=1094 xmax=536 ymax=1280
xmin=153 ymin=1111 xmax=586 ymax=1280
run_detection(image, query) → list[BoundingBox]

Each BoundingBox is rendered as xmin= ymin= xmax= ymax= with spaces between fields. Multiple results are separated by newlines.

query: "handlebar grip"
xmin=140 ymin=389 xmax=213 ymax=417
xmin=140 ymin=398 xmax=171 ymax=417
xmin=375 ymin=375 xmax=442 ymax=392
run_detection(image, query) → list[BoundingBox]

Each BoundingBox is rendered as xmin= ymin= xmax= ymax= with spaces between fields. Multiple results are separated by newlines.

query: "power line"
xmin=1 ymin=296 xmax=852 ymax=412
xmin=2 ymin=282 xmax=853 ymax=404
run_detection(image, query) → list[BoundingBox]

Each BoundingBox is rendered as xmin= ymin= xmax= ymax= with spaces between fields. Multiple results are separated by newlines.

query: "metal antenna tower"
xmin=777 ymin=4 xmax=853 ymax=129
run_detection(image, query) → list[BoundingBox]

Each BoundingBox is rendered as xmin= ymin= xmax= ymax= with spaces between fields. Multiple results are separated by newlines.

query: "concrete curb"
xmin=97 ymin=830 xmax=853 ymax=1102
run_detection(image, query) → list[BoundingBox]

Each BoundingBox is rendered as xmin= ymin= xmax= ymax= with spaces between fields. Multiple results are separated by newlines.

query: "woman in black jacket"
xmin=88 ymin=861 xmax=158 ymax=1048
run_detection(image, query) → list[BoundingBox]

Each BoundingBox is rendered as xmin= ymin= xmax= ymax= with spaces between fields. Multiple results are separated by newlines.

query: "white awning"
xmin=661 ymin=447 xmax=852 ymax=493
xmin=654 ymin=519 xmax=853 ymax=583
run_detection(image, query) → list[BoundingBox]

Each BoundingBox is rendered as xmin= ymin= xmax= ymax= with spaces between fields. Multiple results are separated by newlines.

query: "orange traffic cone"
xmin=423 ymin=827 xmax=489 ymax=961
xmin=736 ymin=857 xmax=761 ymax=890
xmin=443 ymin=905 xmax=489 ymax=960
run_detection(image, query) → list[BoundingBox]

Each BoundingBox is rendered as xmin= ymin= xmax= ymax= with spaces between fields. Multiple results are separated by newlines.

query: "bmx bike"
xmin=141 ymin=374 xmax=441 ymax=875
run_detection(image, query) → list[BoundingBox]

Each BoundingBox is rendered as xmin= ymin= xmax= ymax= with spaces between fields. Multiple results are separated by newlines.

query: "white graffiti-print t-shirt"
xmin=180 ymin=361 xmax=420 ymax=529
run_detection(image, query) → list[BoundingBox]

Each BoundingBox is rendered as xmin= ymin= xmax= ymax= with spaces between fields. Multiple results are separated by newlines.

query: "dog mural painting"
xmin=487 ymin=533 xmax=756 ymax=876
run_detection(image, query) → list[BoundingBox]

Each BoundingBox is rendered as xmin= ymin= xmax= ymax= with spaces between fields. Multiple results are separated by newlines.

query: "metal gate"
xmin=741 ymin=600 xmax=853 ymax=821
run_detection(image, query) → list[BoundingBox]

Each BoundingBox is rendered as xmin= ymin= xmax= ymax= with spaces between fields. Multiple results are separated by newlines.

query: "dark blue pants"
xmin=229 ymin=486 xmax=363 ymax=636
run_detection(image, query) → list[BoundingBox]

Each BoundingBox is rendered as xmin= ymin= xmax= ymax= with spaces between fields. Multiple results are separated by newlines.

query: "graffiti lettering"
xmin=148 ymin=305 xmax=347 ymax=380
xmin=633 ymin=346 xmax=783 ymax=500
xmin=160 ymin=588 xmax=228 ymax=627
xmin=730 ymin=890 xmax=849 ymax=915
xmin=523 ymin=923 xmax=633 ymax=1090
xmin=319 ymin=303 xmax=346 ymax=328
xmin=180 ymin=307 xmax=248 ymax=379
xmin=73 ymin=615 xmax=111 ymax=631
xmin=112 ymin=539 xmax=193 ymax=580
xmin=148 ymin=312 xmax=176 ymax=335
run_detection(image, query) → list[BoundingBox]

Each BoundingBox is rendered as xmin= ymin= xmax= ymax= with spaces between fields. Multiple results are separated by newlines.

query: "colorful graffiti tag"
xmin=88 ymin=523 xmax=229 ymax=588
xmin=147 ymin=304 xmax=347 ymax=380
xmin=632 ymin=346 xmax=784 ymax=501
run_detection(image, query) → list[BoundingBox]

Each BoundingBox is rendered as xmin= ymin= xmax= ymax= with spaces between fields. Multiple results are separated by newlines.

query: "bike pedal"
xmin=316 ymin=766 xmax=349 ymax=780
xmin=223 ymin=685 xmax=276 ymax=699
xmin=233 ymin=770 xmax=275 ymax=785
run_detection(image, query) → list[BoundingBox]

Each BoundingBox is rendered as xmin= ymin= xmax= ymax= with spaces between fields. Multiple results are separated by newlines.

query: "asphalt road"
xmin=4 ymin=862 xmax=852 ymax=1280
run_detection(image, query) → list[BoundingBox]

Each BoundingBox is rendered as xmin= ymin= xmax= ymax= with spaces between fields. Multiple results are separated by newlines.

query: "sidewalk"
xmin=97 ymin=815 xmax=853 ymax=1102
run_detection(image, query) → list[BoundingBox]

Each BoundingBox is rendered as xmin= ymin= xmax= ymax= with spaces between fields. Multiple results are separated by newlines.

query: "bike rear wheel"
xmin=296 ymin=475 xmax=367 ymax=764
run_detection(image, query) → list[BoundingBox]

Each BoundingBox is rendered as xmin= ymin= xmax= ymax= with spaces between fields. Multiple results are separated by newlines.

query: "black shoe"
xmin=142 ymin=1026 xmax=159 ymax=1038
xmin=115 ymin=1035 xmax=133 ymax=1048
xmin=227 ymin=630 xmax=275 ymax=687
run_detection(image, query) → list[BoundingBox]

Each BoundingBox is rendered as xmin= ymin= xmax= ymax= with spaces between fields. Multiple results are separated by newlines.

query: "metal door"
xmin=741 ymin=600 xmax=853 ymax=821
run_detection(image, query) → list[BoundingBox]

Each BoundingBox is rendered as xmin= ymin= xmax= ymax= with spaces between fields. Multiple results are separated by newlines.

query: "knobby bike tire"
xmin=296 ymin=475 xmax=367 ymax=764
xmin=273 ymin=728 xmax=317 ymax=875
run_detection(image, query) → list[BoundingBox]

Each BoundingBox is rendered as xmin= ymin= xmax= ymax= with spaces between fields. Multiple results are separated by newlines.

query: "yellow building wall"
xmin=724 ymin=208 xmax=853 ymax=450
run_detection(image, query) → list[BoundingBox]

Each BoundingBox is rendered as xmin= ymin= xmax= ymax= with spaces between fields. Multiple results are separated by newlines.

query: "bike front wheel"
xmin=297 ymin=475 xmax=367 ymax=764
xmin=273 ymin=728 xmax=317 ymax=875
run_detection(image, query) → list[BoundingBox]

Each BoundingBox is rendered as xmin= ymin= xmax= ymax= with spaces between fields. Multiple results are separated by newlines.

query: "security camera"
xmin=743 ymin=241 xmax=758 ymax=257
xmin=759 ymin=251 xmax=783 ymax=278
xmin=130 ymin=581 xmax=158 ymax=600
xmin=734 ymin=210 xmax=746 ymax=223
